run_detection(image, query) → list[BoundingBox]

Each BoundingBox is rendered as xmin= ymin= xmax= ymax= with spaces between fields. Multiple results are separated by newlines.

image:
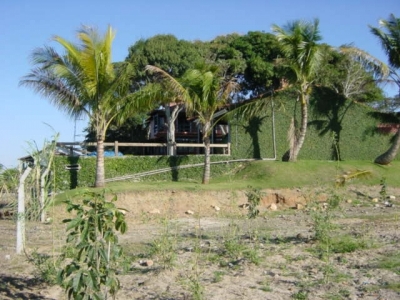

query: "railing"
xmin=56 ymin=141 xmax=231 ymax=156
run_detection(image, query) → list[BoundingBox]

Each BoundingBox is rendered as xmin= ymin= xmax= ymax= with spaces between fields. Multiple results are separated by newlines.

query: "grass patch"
xmin=377 ymin=252 xmax=400 ymax=275
xmin=330 ymin=235 xmax=372 ymax=253
xmin=382 ymin=282 xmax=400 ymax=292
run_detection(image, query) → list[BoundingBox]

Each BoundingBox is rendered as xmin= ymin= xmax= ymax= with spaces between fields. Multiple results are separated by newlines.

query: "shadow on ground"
xmin=0 ymin=274 xmax=50 ymax=300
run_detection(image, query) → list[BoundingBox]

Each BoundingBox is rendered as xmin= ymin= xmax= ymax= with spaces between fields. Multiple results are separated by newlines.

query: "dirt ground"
xmin=0 ymin=185 xmax=399 ymax=299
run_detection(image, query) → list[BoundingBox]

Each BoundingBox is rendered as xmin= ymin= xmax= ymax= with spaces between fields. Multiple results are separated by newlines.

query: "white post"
xmin=40 ymin=150 xmax=55 ymax=223
xmin=40 ymin=169 xmax=48 ymax=223
xmin=16 ymin=167 xmax=32 ymax=254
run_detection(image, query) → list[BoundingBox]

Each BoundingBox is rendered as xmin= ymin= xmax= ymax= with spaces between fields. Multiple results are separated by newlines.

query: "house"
xmin=146 ymin=106 xmax=230 ymax=155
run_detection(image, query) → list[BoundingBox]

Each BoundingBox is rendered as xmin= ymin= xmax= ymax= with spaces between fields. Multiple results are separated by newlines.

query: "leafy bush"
xmin=58 ymin=190 xmax=127 ymax=300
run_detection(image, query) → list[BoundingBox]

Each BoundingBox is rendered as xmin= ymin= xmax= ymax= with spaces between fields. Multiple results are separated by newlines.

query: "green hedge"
xmin=53 ymin=155 xmax=241 ymax=191
xmin=230 ymin=90 xmax=398 ymax=161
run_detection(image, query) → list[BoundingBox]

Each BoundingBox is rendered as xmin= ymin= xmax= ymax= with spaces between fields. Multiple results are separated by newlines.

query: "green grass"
xmin=377 ymin=252 xmax=400 ymax=275
xmin=53 ymin=160 xmax=400 ymax=204
xmin=330 ymin=235 xmax=372 ymax=253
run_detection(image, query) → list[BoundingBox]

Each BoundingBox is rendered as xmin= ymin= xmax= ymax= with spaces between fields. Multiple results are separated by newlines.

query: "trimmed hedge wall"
xmin=53 ymin=155 xmax=242 ymax=191
xmin=230 ymin=90 xmax=398 ymax=161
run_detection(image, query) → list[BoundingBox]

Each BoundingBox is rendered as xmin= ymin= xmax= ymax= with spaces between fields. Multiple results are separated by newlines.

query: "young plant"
xmin=245 ymin=186 xmax=264 ymax=219
xmin=149 ymin=217 xmax=178 ymax=270
xmin=58 ymin=190 xmax=127 ymax=300
xmin=379 ymin=177 xmax=387 ymax=202
xmin=310 ymin=191 xmax=344 ymax=284
xmin=181 ymin=215 xmax=205 ymax=300
xmin=27 ymin=249 xmax=59 ymax=284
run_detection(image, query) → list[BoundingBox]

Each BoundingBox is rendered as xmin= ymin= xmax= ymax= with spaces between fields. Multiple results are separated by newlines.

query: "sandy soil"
xmin=0 ymin=185 xmax=399 ymax=299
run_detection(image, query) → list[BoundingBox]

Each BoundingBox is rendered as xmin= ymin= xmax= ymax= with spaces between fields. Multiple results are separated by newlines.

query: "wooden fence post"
xmin=114 ymin=141 xmax=119 ymax=156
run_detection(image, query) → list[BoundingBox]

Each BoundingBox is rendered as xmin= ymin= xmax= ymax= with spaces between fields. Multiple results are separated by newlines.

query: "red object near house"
xmin=377 ymin=123 xmax=400 ymax=134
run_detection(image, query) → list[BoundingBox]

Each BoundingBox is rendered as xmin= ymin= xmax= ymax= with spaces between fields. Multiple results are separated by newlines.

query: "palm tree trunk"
xmin=95 ymin=138 xmax=105 ymax=187
xmin=166 ymin=124 xmax=176 ymax=156
xmin=202 ymin=136 xmax=211 ymax=184
xmin=374 ymin=127 xmax=400 ymax=165
xmin=166 ymin=105 xmax=183 ymax=156
xmin=165 ymin=106 xmax=174 ymax=156
xmin=202 ymin=121 xmax=212 ymax=184
xmin=290 ymin=97 xmax=308 ymax=162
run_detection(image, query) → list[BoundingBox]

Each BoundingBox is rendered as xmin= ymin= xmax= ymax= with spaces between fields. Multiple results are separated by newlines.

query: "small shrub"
xmin=312 ymin=207 xmax=334 ymax=245
xmin=185 ymin=275 xmax=204 ymax=300
xmin=223 ymin=238 xmax=246 ymax=260
xmin=149 ymin=218 xmax=178 ymax=269
xmin=212 ymin=271 xmax=225 ymax=283
xmin=379 ymin=177 xmax=387 ymax=202
xmin=57 ymin=190 xmax=127 ymax=300
xmin=259 ymin=280 xmax=272 ymax=292
xmin=244 ymin=247 xmax=261 ymax=265
xmin=27 ymin=250 xmax=59 ymax=285
xmin=245 ymin=187 xmax=265 ymax=219
xmin=292 ymin=290 xmax=308 ymax=300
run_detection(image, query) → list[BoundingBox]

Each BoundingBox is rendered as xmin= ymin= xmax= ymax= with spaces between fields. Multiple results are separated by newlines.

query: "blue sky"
xmin=0 ymin=0 xmax=399 ymax=168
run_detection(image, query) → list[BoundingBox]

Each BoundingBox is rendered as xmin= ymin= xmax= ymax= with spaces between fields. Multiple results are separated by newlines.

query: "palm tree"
xmin=146 ymin=63 xmax=238 ymax=184
xmin=370 ymin=14 xmax=400 ymax=165
xmin=20 ymin=26 xmax=137 ymax=187
xmin=183 ymin=63 xmax=238 ymax=184
xmin=139 ymin=68 xmax=186 ymax=156
xmin=272 ymin=19 xmax=323 ymax=161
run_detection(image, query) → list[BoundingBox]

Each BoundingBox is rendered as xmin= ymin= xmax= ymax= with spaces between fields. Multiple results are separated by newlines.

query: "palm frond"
xmin=369 ymin=14 xmax=400 ymax=69
xmin=335 ymin=170 xmax=372 ymax=187
xmin=145 ymin=65 xmax=191 ymax=103
xmin=339 ymin=46 xmax=390 ymax=78
xmin=272 ymin=18 xmax=323 ymax=83
xmin=20 ymin=68 xmax=86 ymax=119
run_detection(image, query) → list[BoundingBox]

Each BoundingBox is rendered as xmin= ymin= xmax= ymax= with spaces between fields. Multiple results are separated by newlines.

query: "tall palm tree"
xmin=146 ymin=63 xmax=238 ymax=184
xmin=272 ymin=19 xmax=323 ymax=161
xmin=183 ymin=63 xmax=238 ymax=184
xmin=20 ymin=26 xmax=136 ymax=187
xmin=370 ymin=14 xmax=400 ymax=165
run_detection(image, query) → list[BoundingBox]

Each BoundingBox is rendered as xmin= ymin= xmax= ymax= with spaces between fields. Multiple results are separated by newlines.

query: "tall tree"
xmin=146 ymin=62 xmax=238 ymax=184
xmin=126 ymin=35 xmax=207 ymax=155
xmin=272 ymin=19 xmax=323 ymax=161
xmin=209 ymin=31 xmax=281 ymax=97
xmin=126 ymin=34 xmax=206 ymax=87
xmin=182 ymin=63 xmax=238 ymax=183
xmin=20 ymin=26 xmax=138 ymax=187
xmin=370 ymin=14 xmax=400 ymax=164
